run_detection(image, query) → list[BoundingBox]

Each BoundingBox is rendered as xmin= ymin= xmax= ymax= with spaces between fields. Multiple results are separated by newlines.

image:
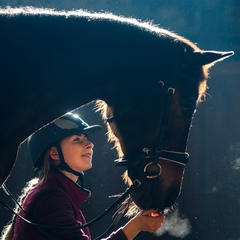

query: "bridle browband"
xmin=110 ymin=80 xmax=190 ymax=179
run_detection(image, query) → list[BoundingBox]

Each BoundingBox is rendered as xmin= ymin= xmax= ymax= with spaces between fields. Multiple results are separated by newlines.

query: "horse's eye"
xmin=180 ymin=102 xmax=195 ymax=119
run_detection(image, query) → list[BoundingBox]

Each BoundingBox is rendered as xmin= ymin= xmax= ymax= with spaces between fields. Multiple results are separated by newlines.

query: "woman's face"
xmin=59 ymin=134 xmax=94 ymax=173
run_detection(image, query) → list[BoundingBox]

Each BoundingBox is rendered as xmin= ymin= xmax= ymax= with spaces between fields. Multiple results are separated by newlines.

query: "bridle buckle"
xmin=144 ymin=162 xmax=162 ymax=179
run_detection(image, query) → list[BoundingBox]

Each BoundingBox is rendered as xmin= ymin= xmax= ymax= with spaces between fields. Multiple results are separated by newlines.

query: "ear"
xmin=192 ymin=50 xmax=234 ymax=66
xmin=49 ymin=146 xmax=60 ymax=161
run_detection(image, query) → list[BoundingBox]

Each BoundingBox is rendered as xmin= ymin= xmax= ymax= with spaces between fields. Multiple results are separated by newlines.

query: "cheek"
xmin=62 ymin=146 xmax=81 ymax=162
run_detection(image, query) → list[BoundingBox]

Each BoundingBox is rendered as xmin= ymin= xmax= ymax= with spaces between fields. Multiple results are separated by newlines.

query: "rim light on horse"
xmin=0 ymin=7 xmax=233 ymax=212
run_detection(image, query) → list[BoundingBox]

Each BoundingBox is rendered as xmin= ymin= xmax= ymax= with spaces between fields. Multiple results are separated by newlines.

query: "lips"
xmin=82 ymin=152 xmax=92 ymax=158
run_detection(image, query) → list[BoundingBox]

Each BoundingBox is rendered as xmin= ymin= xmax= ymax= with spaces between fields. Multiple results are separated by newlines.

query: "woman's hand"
xmin=122 ymin=209 xmax=165 ymax=240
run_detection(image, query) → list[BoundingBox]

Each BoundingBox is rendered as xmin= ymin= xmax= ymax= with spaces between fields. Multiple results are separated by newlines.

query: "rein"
xmin=0 ymin=179 xmax=140 ymax=239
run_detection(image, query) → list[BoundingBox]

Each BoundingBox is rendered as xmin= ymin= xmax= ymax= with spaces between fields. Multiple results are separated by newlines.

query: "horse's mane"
xmin=1 ymin=6 xmax=201 ymax=51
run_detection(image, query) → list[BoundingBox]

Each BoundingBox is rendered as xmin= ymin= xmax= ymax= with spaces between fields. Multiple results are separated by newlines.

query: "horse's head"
xmin=97 ymin=48 xmax=233 ymax=213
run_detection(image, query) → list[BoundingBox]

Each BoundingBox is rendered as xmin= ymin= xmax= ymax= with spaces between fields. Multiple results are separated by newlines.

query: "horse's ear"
xmin=192 ymin=50 xmax=234 ymax=66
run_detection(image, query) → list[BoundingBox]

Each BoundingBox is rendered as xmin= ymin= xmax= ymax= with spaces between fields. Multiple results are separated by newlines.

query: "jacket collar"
xmin=46 ymin=170 xmax=91 ymax=206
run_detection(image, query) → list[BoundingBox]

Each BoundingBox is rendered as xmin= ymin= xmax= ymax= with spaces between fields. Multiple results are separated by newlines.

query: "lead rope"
xmin=94 ymin=206 xmax=128 ymax=240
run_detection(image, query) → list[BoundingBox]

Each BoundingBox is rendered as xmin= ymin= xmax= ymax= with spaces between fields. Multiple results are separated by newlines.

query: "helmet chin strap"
xmin=55 ymin=142 xmax=84 ymax=187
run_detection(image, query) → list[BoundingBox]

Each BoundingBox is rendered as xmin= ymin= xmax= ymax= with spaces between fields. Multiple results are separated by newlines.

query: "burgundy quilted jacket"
xmin=12 ymin=171 xmax=127 ymax=240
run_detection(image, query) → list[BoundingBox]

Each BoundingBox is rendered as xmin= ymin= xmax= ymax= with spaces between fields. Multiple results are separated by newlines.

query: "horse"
xmin=0 ymin=7 xmax=233 ymax=213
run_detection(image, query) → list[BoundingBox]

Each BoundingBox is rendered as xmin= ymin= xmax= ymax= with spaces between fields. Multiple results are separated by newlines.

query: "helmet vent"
xmin=54 ymin=119 xmax=80 ymax=129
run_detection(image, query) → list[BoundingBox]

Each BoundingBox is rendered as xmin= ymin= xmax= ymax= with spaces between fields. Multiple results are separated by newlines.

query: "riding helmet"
xmin=27 ymin=112 xmax=102 ymax=169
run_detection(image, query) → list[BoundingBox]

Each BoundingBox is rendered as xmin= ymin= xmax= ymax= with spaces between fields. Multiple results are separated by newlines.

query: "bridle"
xmin=112 ymin=80 xmax=190 ymax=180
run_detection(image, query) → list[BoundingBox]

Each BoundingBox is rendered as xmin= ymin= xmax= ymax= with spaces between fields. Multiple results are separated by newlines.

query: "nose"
xmin=82 ymin=134 xmax=94 ymax=149
xmin=85 ymin=139 xmax=94 ymax=149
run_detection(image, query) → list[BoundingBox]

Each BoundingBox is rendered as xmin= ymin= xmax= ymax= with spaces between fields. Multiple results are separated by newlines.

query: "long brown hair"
xmin=0 ymin=148 xmax=56 ymax=240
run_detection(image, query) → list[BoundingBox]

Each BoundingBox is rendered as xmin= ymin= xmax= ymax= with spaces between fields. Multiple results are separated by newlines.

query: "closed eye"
xmin=73 ymin=134 xmax=86 ymax=142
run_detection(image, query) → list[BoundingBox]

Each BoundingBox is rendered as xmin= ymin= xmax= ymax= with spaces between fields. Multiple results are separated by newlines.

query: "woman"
xmin=1 ymin=112 xmax=164 ymax=240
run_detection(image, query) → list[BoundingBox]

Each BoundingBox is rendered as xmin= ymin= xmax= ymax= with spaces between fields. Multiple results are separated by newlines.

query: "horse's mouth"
xmin=129 ymin=180 xmax=181 ymax=212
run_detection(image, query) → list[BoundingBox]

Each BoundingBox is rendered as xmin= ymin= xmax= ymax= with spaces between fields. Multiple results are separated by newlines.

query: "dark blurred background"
xmin=0 ymin=1 xmax=239 ymax=239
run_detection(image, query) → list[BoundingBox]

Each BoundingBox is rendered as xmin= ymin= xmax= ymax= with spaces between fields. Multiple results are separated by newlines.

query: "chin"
xmin=82 ymin=164 xmax=92 ymax=172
